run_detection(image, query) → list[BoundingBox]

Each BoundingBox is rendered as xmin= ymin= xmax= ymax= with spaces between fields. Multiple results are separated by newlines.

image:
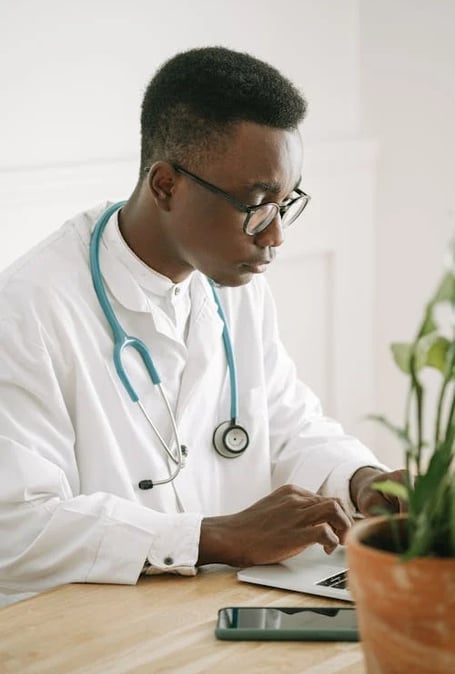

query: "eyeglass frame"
xmin=168 ymin=163 xmax=310 ymax=236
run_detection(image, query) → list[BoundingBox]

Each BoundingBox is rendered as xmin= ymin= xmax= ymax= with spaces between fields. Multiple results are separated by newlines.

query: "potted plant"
xmin=347 ymin=242 xmax=455 ymax=674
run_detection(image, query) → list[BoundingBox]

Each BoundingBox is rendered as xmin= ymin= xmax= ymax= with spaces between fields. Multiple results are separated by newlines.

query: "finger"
xmin=381 ymin=469 xmax=407 ymax=485
xmin=297 ymin=499 xmax=352 ymax=537
xmin=332 ymin=497 xmax=355 ymax=525
xmin=280 ymin=486 xmax=354 ymax=523
xmin=278 ymin=484 xmax=323 ymax=499
xmin=302 ymin=523 xmax=340 ymax=554
xmin=273 ymin=484 xmax=322 ymax=508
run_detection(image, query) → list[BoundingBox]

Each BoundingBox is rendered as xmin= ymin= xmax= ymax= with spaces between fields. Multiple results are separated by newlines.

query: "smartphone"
xmin=215 ymin=606 xmax=358 ymax=641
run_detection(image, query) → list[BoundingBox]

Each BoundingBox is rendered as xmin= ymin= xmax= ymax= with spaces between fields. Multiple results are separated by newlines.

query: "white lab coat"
xmin=0 ymin=202 xmax=383 ymax=605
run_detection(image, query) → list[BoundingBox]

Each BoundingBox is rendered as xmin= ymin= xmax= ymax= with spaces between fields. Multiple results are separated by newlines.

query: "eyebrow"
xmin=244 ymin=177 xmax=302 ymax=197
xmin=247 ymin=180 xmax=281 ymax=194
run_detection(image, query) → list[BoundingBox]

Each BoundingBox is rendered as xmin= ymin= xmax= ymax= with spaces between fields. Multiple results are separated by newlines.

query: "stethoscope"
xmin=89 ymin=202 xmax=249 ymax=489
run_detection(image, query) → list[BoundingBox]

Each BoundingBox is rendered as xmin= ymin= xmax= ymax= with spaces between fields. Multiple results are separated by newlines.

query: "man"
xmin=0 ymin=47 xmax=403 ymax=605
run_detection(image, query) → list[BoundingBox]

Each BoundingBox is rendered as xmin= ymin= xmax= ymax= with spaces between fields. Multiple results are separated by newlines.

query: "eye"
xmin=279 ymin=195 xmax=294 ymax=208
xmin=246 ymin=192 xmax=268 ymax=208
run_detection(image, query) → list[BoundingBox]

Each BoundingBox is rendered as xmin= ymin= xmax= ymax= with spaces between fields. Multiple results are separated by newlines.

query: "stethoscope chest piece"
xmin=213 ymin=420 xmax=249 ymax=458
xmin=90 ymin=203 xmax=251 ymax=486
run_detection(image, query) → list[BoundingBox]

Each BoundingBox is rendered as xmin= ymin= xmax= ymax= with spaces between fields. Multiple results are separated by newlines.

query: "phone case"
xmin=215 ymin=607 xmax=359 ymax=642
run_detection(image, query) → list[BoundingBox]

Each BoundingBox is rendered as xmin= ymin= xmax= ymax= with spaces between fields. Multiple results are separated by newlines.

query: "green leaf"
xmin=391 ymin=343 xmax=412 ymax=373
xmin=426 ymin=337 xmax=451 ymax=374
xmin=432 ymin=272 xmax=455 ymax=305
xmin=392 ymin=334 xmax=449 ymax=375
xmin=420 ymin=306 xmax=438 ymax=337
xmin=410 ymin=445 xmax=452 ymax=515
xmin=416 ymin=333 xmax=447 ymax=369
xmin=402 ymin=516 xmax=434 ymax=559
xmin=372 ymin=480 xmax=409 ymax=501
xmin=404 ymin=470 xmax=453 ymax=559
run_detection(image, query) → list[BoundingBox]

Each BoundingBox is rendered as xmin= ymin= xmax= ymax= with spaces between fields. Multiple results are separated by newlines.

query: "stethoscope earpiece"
xmin=213 ymin=420 xmax=249 ymax=458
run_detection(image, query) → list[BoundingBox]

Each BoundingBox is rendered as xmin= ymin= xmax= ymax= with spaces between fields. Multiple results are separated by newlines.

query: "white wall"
xmin=359 ymin=0 xmax=455 ymax=465
xmin=1 ymin=0 xmax=362 ymax=262
xmin=1 ymin=0 xmax=453 ymax=466
xmin=0 ymin=0 xmax=360 ymax=171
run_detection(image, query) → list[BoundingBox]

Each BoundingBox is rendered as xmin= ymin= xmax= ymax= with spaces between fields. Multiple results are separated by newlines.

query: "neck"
xmin=118 ymin=184 xmax=193 ymax=283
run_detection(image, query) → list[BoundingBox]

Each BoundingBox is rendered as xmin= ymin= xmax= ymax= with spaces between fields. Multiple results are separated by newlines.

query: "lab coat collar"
xmin=175 ymin=274 xmax=225 ymax=423
xmin=94 ymin=205 xmax=194 ymax=315
xmin=85 ymin=203 xmax=226 ymax=423
xmin=103 ymin=214 xmax=192 ymax=301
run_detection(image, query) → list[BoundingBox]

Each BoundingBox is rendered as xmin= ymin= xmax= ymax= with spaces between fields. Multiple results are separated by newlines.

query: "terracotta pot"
xmin=347 ymin=515 xmax=455 ymax=674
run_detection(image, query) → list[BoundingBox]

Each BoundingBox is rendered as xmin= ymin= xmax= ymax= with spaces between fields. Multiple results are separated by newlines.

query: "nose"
xmin=254 ymin=214 xmax=284 ymax=249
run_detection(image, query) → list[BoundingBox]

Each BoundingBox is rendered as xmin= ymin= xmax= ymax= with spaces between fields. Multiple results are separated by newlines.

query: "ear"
xmin=145 ymin=162 xmax=176 ymax=211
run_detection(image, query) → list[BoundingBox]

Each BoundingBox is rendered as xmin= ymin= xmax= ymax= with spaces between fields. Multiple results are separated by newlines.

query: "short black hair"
xmin=140 ymin=46 xmax=307 ymax=173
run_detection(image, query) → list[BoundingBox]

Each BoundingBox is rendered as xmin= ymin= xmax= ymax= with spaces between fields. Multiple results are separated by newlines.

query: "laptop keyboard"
xmin=315 ymin=570 xmax=348 ymax=590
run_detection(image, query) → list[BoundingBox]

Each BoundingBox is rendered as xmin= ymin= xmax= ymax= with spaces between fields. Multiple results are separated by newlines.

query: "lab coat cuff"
xmin=82 ymin=507 xmax=200 ymax=584
xmin=145 ymin=512 xmax=202 ymax=575
xmin=319 ymin=460 xmax=389 ymax=515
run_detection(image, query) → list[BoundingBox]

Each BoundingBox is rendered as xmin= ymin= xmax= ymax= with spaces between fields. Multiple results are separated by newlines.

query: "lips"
xmin=241 ymin=249 xmax=275 ymax=273
xmin=241 ymin=261 xmax=270 ymax=273
xmin=247 ymin=259 xmax=270 ymax=266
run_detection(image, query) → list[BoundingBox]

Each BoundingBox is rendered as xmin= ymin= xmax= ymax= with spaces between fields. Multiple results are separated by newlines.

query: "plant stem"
xmin=404 ymin=386 xmax=412 ymax=438
xmin=409 ymin=353 xmax=424 ymax=475
xmin=435 ymin=341 xmax=455 ymax=447
xmin=435 ymin=378 xmax=449 ymax=447
xmin=443 ymin=384 xmax=455 ymax=448
xmin=390 ymin=516 xmax=405 ymax=554
xmin=408 ymin=308 xmax=433 ymax=474
xmin=404 ymin=446 xmax=413 ymax=544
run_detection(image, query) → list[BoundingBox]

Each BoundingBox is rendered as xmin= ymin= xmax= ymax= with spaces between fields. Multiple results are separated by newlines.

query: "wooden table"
xmin=0 ymin=566 xmax=365 ymax=673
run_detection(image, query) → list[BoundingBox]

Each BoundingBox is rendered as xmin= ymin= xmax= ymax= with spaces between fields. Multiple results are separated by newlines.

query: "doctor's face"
xmin=166 ymin=121 xmax=304 ymax=287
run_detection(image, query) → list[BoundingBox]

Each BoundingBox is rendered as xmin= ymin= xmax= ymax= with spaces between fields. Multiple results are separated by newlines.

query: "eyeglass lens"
xmin=245 ymin=197 xmax=307 ymax=236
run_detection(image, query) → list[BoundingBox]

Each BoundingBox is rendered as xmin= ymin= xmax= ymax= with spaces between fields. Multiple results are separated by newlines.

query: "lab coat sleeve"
xmin=261 ymin=282 xmax=387 ymax=513
xmin=0 ymin=316 xmax=201 ymax=598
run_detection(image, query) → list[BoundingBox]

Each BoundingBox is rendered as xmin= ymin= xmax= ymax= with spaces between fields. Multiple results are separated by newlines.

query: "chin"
xmin=208 ymin=270 xmax=253 ymax=288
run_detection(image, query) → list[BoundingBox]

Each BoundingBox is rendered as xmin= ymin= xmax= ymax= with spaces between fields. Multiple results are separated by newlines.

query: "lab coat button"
xmin=164 ymin=556 xmax=174 ymax=566
xmin=174 ymin=287 xmax=180 ymax=296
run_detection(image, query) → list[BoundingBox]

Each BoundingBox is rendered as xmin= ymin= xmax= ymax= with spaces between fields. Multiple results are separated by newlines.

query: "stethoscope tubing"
xmin=207 ymin=281 xmax=238 ymax=422
xmin=89 ymin=202 xmax=246 ymax=487
xmin=90 ymin=202 xmax=162 ymax=401
xmin=90 ymin=202 xmax=185 ymax=485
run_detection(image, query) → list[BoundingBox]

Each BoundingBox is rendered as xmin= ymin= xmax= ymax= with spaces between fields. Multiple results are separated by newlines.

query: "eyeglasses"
xmin=172 ymin=163 xmax=310 ymax=236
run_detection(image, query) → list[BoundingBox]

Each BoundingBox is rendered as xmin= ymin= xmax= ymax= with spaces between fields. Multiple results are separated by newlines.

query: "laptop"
xmin=237 ymin=545 xmax=352 ymax=602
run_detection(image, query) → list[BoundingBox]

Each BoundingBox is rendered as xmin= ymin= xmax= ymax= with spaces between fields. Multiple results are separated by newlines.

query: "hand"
xmin=197 ymin=484 xmax=353 ymax=568
xmin=349 ymin=467 xmax=408 ymax=516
